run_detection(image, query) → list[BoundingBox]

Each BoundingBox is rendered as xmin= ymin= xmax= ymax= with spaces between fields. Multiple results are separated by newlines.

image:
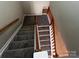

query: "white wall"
xmin=50 ymin=1 xmax=79 ymax=55
xmin=22 ymin=1 xmax=50 ymax=15
xmin=0 ymin=1 xmax=24 ymax=49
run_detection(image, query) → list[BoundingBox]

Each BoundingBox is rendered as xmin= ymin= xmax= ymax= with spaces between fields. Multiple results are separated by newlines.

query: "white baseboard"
xmin=0 ymin=23 xmax=22 ymax=57
xmin=34 ymin=25 xmax=36 ymax=50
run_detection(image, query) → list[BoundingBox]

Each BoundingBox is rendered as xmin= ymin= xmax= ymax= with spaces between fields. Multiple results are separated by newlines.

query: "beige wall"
xmin=0 ymin=1 xmax=24 ymax=49
xmin=22 ymin=1 xmax=50 ymax=15
xmin=50 ymin=1 xmax=79 ymax=56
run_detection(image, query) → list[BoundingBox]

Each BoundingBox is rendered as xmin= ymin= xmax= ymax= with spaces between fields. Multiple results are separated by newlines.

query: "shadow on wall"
xmin=21 ymin=1 xmax=34 ymax=14
xmin=21 ymin=1 xmax=50 ymax=15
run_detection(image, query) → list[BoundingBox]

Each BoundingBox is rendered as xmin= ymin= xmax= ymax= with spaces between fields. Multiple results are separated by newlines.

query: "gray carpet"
xmin=1 ymin=15 xmax=50 ymax=58
xmin=37 ymin=15 xmax=49 ymax=25
xmin=1 ymin=16 xmax=35 ymax=58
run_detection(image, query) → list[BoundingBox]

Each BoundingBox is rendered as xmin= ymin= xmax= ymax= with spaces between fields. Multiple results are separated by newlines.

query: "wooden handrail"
xmin=47 ymin=7 xmax=58 ymax=57
xmin=0 ymin=18 xmax=19 ymax=32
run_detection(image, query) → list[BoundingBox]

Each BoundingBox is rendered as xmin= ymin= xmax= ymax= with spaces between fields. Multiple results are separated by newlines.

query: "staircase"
xmin=1 ymin=16 xmax=35 ymax=58
xmin=1 ymin=15 xmax=54 ymax=58
xmin=36 ymin=15 xmax=51 ymax=57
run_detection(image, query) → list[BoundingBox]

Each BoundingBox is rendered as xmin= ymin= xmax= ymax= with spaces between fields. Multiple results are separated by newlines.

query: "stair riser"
xmin=2 ymin=47 xmax=34 ymax=58
xmin=14 ymin=35 xmax=34 ymax=41
xmin=41 ymin=46 xmax=51 ymax=50
xmin=40 ymin=36 xmax=50 ymax=40
xmin=20 ymin=28 xmax=34 ymax=31
xmin=8 ymin=40 xmax=34 ymax=50
xmin=40 ymin=41 xmax=50 ymax=45
xmin=38 ymin=27 xmax=49 ymax=30
xmin=21 ymin=26 xmax=34 ymax=30
xmin=39 ymin=31 xmax=49 ymax=35
xmin=17 ymin=31 xmax=34 ymax=35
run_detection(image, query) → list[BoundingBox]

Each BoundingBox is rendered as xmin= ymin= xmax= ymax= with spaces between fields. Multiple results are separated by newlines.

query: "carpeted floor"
xmin=1 ymin=16 xmax=35 ymax=58
xmin=1 ymin=15 xmax=51 ymax=58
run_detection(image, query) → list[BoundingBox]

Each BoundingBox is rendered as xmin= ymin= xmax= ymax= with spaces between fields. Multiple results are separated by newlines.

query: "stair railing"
xmin=47 ymin=7 xmax=58 ymax=58
xmin=35 ymin=16 xmax=41 ymax=52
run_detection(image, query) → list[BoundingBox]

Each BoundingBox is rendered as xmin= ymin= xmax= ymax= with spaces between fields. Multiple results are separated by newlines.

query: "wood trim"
xmin=42 ymin=8 xmax=48 ymax=14
xmin=35 ymin=16 xmax=40 ymax=51
xmin=0 ymin=18 xmax=19 ymax=32
xmin=47 ymin=7 xmax=69 ymax=57
xmin=36 ymin=26 xmax=39 ymax=50
xmin=47 ymin=7 xmax=58 ymax=57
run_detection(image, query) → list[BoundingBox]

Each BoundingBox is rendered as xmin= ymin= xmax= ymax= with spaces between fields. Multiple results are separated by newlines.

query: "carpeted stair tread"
xmin=20 ymin=28 xmax=34 ymax=31
xmin=40 ymin=40 xmax=50 ymax=45
xmin=23 ymin=16 xmax=35 ymax=26
xmin=39 ymin=31 xmax=50 ymax=35
xmin=37 ymin=15 xmax=49 ymax=25
xmin=17 ymin=30 xmax=34 ymax=35
xmin=2 ymin=47 xmax=34 ymax=58
xmin=41 ymin=46 xmax=51 ymax=51
xmin=40 ymin=36 xmax=50 ymax=40
xmin=21 ymin=25 xmax=34 ymax=31
xmin=38 ymin=26 xmax=49 ymax=30
xmin=8 ymin=40 xmax=34 ymax=50
xmin=14 ymin=33 xmax=34 ymax=41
